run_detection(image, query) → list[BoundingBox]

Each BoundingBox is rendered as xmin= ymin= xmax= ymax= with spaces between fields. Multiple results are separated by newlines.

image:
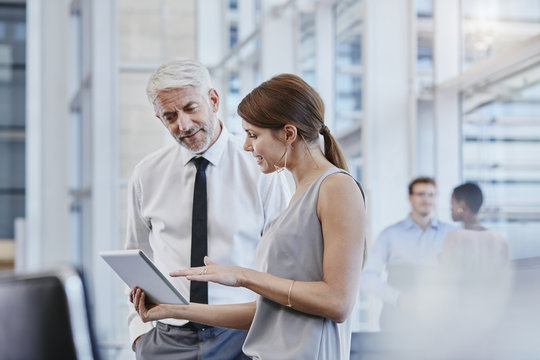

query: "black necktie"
xmin=190 ymin=157 xmax=210 ymax=304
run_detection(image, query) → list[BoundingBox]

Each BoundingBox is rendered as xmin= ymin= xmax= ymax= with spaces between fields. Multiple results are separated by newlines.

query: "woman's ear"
xmin=457 ymin=199 xmax=468 ymax=214
xmin=283 ymin=124 xmax=297 ymax=144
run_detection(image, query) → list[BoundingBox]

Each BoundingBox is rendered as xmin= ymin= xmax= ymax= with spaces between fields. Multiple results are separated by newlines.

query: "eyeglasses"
xmin=412 ymin=192 xmax=436 ymax=198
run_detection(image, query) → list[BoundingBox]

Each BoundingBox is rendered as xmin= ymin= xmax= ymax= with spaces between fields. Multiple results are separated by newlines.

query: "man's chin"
xmin=177 ymin=138 xmax=210 ymax=154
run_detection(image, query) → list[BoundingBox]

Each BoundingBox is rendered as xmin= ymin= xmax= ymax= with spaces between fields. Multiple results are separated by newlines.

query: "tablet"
xmin=100 ymin=249 xmax=189 ymax=305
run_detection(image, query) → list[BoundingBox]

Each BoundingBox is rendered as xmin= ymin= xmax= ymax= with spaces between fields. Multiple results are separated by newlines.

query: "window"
xmin=417 ymin=0 xmax=433 ymax=18
xmin=462 ymin=0 xmax=540 ymax=69
xmin=296 ymin=11 xmax=316 ymax=87
xmin=229 ymin=23 xmax=238 ymax=49
xmin=334 ymin=0 xmax=362 ymax=132
xmin=68 ymin=2 xmax=87 ymax=267
xmin=0 ymin=3 xmax=25 ymax=244
xmin=461 ymin=61 xmax=540 ymax=259
xmin=227 ymin=71 xmax=242 ymax=134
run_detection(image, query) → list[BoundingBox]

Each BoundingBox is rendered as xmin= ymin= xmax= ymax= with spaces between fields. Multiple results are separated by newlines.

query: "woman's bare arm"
xmin=131 ymin=287 xmax=256 ymax=330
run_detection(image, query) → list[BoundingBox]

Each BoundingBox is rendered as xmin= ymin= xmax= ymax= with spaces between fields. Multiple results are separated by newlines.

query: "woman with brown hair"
xmin=131 ymin=74 xmax=366 ymax=359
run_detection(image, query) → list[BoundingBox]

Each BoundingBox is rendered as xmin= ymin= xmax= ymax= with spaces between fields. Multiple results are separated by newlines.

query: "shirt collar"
xmin=404 ymin=214 xmax=440 ymax=230
xmin=181 ymin=122 xmax=230 ymax=167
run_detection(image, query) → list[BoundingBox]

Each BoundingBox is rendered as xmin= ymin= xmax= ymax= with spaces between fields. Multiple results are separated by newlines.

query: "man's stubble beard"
xmin=176 ymin=121 xmax=217 ymax=154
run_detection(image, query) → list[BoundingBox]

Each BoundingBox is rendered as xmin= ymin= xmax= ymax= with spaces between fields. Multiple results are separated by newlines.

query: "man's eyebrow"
xmin=183 ymin=101 xmax=198 ymax=109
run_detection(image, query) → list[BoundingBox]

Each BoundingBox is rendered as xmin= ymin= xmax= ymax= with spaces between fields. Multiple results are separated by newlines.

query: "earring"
xmin=274 ymin=147 xmax=288 ymax=173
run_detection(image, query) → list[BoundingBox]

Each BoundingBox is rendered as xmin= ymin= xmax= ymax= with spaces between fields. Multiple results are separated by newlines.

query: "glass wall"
xmin=208 ymin=0 xmax=261 ymax=134
xmin=461 ymin=61 xmax=540 ymax=259
xmin=296 ymin=9 xmax=316 ymax=87
xmin=415 ymin=0 xmax=435 ymax=175
xmin=462 ymin=0 xmax=540 ymax=69
xmin=460 ymin=0 xmax=540 ymax=260
xmin=0 ymin=3 xmax=25 ymax=251
xmin=68 ymin=1 xmax=86 ymax=267
xmin=416 ymin=0 xmax=433 ymax=90
xmin=334 ymin=0 xmax=362 ymax=133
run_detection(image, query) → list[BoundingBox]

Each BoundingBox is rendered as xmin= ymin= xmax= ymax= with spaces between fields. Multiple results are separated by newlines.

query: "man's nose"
xmin=176 ymin=112 xmax=192 ymax=131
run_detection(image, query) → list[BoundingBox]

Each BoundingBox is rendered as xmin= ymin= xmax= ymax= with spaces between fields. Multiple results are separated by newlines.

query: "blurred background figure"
xmin=441 ymin=182 xmax=509 ymax=266
xmin=407 ymin=182 xmax=513 ymax=359
xmin=359 ymin=177 xmax=456 ymax=331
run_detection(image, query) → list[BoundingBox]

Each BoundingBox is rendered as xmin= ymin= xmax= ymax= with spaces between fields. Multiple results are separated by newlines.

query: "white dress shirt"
xmin=124 ymin=126 xmax=291 ymax=343
xmin=360 ymin=215 xmax=456 ymax=305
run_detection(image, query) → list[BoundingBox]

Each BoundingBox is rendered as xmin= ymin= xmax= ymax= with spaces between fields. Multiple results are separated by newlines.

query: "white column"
xmin=433 ymin=0 xmax=460 ymax=221
xmin=25 ymin=0 xmax=71 ymax=271
xmin=363 ymin=0 xmax=412 ymax=241
xmin=260 ymin=0 xmax=295 ymax=79
xmin=90 ymin=0 xmax=118 ymax=342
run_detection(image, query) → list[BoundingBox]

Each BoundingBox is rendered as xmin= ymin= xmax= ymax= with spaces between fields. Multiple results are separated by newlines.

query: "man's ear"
xmin=208 ymin=88 xmax=220 ymax=113
xmin=283 ymin=124 xmax=297 ymax=144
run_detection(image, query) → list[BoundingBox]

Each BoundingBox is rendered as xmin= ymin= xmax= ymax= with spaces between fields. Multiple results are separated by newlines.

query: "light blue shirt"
xmin=360 ymin=215 xmax=456 ymax=305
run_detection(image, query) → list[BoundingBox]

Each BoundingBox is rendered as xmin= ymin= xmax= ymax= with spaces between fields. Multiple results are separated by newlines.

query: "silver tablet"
xmin=100 ymin=249 xmax=189 ymax=305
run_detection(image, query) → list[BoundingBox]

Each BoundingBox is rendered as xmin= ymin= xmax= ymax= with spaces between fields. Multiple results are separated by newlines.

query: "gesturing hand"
xmin=170 ymin=256 xmax=247 ymax=288
xmin=129 ymin=287 xmax=171 ymax=322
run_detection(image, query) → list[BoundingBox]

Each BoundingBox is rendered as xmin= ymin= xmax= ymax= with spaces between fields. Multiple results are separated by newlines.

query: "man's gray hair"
xmin=146 ymin=58 xmax=213 ymax=105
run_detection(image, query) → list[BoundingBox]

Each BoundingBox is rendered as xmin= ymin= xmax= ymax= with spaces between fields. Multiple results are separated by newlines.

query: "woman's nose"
xmin=243 ymin=138 xmax=253 ymax=152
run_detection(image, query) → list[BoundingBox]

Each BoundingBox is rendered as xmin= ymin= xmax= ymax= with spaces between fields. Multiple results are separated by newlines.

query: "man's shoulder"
xmin=382 ymin=218 xmax=411 ymax=233
xmin=132 ymin=143 xmax=179 ymax=175
xmin=223 ymin=131 xmax=248 ymax=154
xmin=221 ymin=132 xmax=259 ymax=169
xmin=435 ymin=219 xmax=458 ymax=232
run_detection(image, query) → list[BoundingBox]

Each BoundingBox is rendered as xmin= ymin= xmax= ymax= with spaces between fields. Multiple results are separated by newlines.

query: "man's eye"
xmin=185 ymin=106 xmax=198 ymax=113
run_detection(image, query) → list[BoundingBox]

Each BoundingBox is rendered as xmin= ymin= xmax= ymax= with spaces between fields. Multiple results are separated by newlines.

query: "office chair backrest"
xmin=0 ymin=267 xmax=100 ymax=360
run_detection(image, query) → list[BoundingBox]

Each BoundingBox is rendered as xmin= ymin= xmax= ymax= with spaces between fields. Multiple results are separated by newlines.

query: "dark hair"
xmin=408 ymin=176 xmax=436 ymax=195
xmin=453 ymin=182 xmax=483 ymax=214
xmin=237 ymin=74 xmax=348 ymax=171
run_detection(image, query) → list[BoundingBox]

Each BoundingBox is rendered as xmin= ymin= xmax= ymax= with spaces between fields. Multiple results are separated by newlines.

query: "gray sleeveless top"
xmin=243 ymin=168 xmax=357 ymax=360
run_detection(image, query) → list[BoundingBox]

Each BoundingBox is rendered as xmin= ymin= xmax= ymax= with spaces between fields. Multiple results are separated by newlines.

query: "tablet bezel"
xmin=100 ymin=249 xmax=189 ymax=305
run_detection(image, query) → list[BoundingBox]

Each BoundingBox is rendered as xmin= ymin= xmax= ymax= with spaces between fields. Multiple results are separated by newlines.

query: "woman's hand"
xmin=170 ymin=257 xmax=248 ymax=288
xmin=129 ymin=286 xmax=171 ymax=322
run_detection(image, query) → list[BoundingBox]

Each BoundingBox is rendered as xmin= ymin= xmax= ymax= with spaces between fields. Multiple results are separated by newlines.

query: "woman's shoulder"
xmin=318 ymin=169 xmax=364 ymax=205
xmin=320 ymin=169 xmax=362 ymax=193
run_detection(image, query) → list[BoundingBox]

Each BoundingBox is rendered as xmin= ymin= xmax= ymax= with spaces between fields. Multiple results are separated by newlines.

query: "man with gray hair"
xmin=125 ymin=58 xmax=290 ymax=359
